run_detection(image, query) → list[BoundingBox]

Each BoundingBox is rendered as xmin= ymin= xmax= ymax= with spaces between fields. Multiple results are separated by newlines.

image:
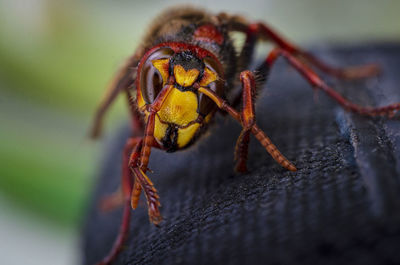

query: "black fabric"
xmin=82 ymin=44 xmax=400 ymax=265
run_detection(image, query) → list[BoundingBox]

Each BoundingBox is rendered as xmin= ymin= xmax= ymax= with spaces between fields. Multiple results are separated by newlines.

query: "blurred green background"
xmin=0 ymin=0 xmax=399 ymax=264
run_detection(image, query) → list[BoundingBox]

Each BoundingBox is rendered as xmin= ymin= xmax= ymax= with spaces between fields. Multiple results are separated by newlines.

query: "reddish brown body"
xmin=91 ymin=7 xmax=400 ymax=265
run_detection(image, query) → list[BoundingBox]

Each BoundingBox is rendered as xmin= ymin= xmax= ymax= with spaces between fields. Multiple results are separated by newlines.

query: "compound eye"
xmin=139 ymin=48 xmax=173 ymax=104
xmin=141 ymin=64 xmax=163 ymax=103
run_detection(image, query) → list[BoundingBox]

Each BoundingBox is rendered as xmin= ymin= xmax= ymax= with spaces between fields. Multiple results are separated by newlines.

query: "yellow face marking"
xmin=152 ymin=87 xmax=201 ymax=149
xmin=173 ymin=65 xmax=200 ymax=87
xmin=158 ymin=87 xmax=199 ymax=126
xmin=177 ymin=123 xmax=200 ymax=148
xmin=153 ymin=115 xmax=168 ymax=143
xmin=152 ymin=58 xmax=170 ymax=85
xmin=199 ymin=67 xmax=217 ymax=87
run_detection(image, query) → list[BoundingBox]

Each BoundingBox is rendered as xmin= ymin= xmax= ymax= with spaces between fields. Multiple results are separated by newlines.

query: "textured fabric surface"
xmin=82 ymin=44 xmax=400 ymax=265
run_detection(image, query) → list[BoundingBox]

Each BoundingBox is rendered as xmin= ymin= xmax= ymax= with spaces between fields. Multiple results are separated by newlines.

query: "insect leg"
xmin=253 ymin=22 xmax=381 ymax=79
xmin=198 ymin=86 xmax=297 ymax=171
xmin=225 ymin=15 xmax=379 ymax=80
xmin=129 ymin=84 xmax=174 ymax=225
xmin=90 ymin=54 xmax=139 ymax=138
xmin=234 ymin=71 xmax=256 ymax=172
xmin=130 ymin=178 xmax=142 ymax=210
xmin=235 ymin=130 xmax=251 ymax=172
xmin=96 ymin=138 xmax=142 ymax=265
xmin=127 ymin=139 xmax=144 ymax=209
xmin=259 ymin=48 xmax=400 ymax=117
xmin=96 ymin=201 xmax=132 ymax=265
xmin=132 ymin=167 xmax=161 ymax=224
xmin=99 ymin=137 xmax=142 ymax=212
xmin=132 ymin=112 xmax=162 ymax=224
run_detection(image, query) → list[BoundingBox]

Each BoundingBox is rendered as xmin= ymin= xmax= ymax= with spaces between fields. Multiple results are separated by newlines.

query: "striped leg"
xmin=234 ymin=71 xmax=256 ymax=172
xmin=258 ymin=48 xmax=400 ymax=117
xmin=96 ymin=138 xmax=142 ymax=265
xmin=100 ymin=137 xmax=142 ymax=212
xmin=225 ymin=15 xmax=380 ymax=80
xmin=131 ymin=112 xmax=162 ymax=224
xmin=130 ymin=83 xmax=174 ymax=224
xmin=198 ymin=86 xmax=297 ymax=172
xmin=248 ymin=23 xmax=380 ymax=80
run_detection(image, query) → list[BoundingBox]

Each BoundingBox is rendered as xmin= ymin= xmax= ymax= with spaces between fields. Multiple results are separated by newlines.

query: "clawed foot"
xmin=132 ymin=168 xmax=163 ymax=225
xmin=148 ymin=199 xmax=162 ymax=225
